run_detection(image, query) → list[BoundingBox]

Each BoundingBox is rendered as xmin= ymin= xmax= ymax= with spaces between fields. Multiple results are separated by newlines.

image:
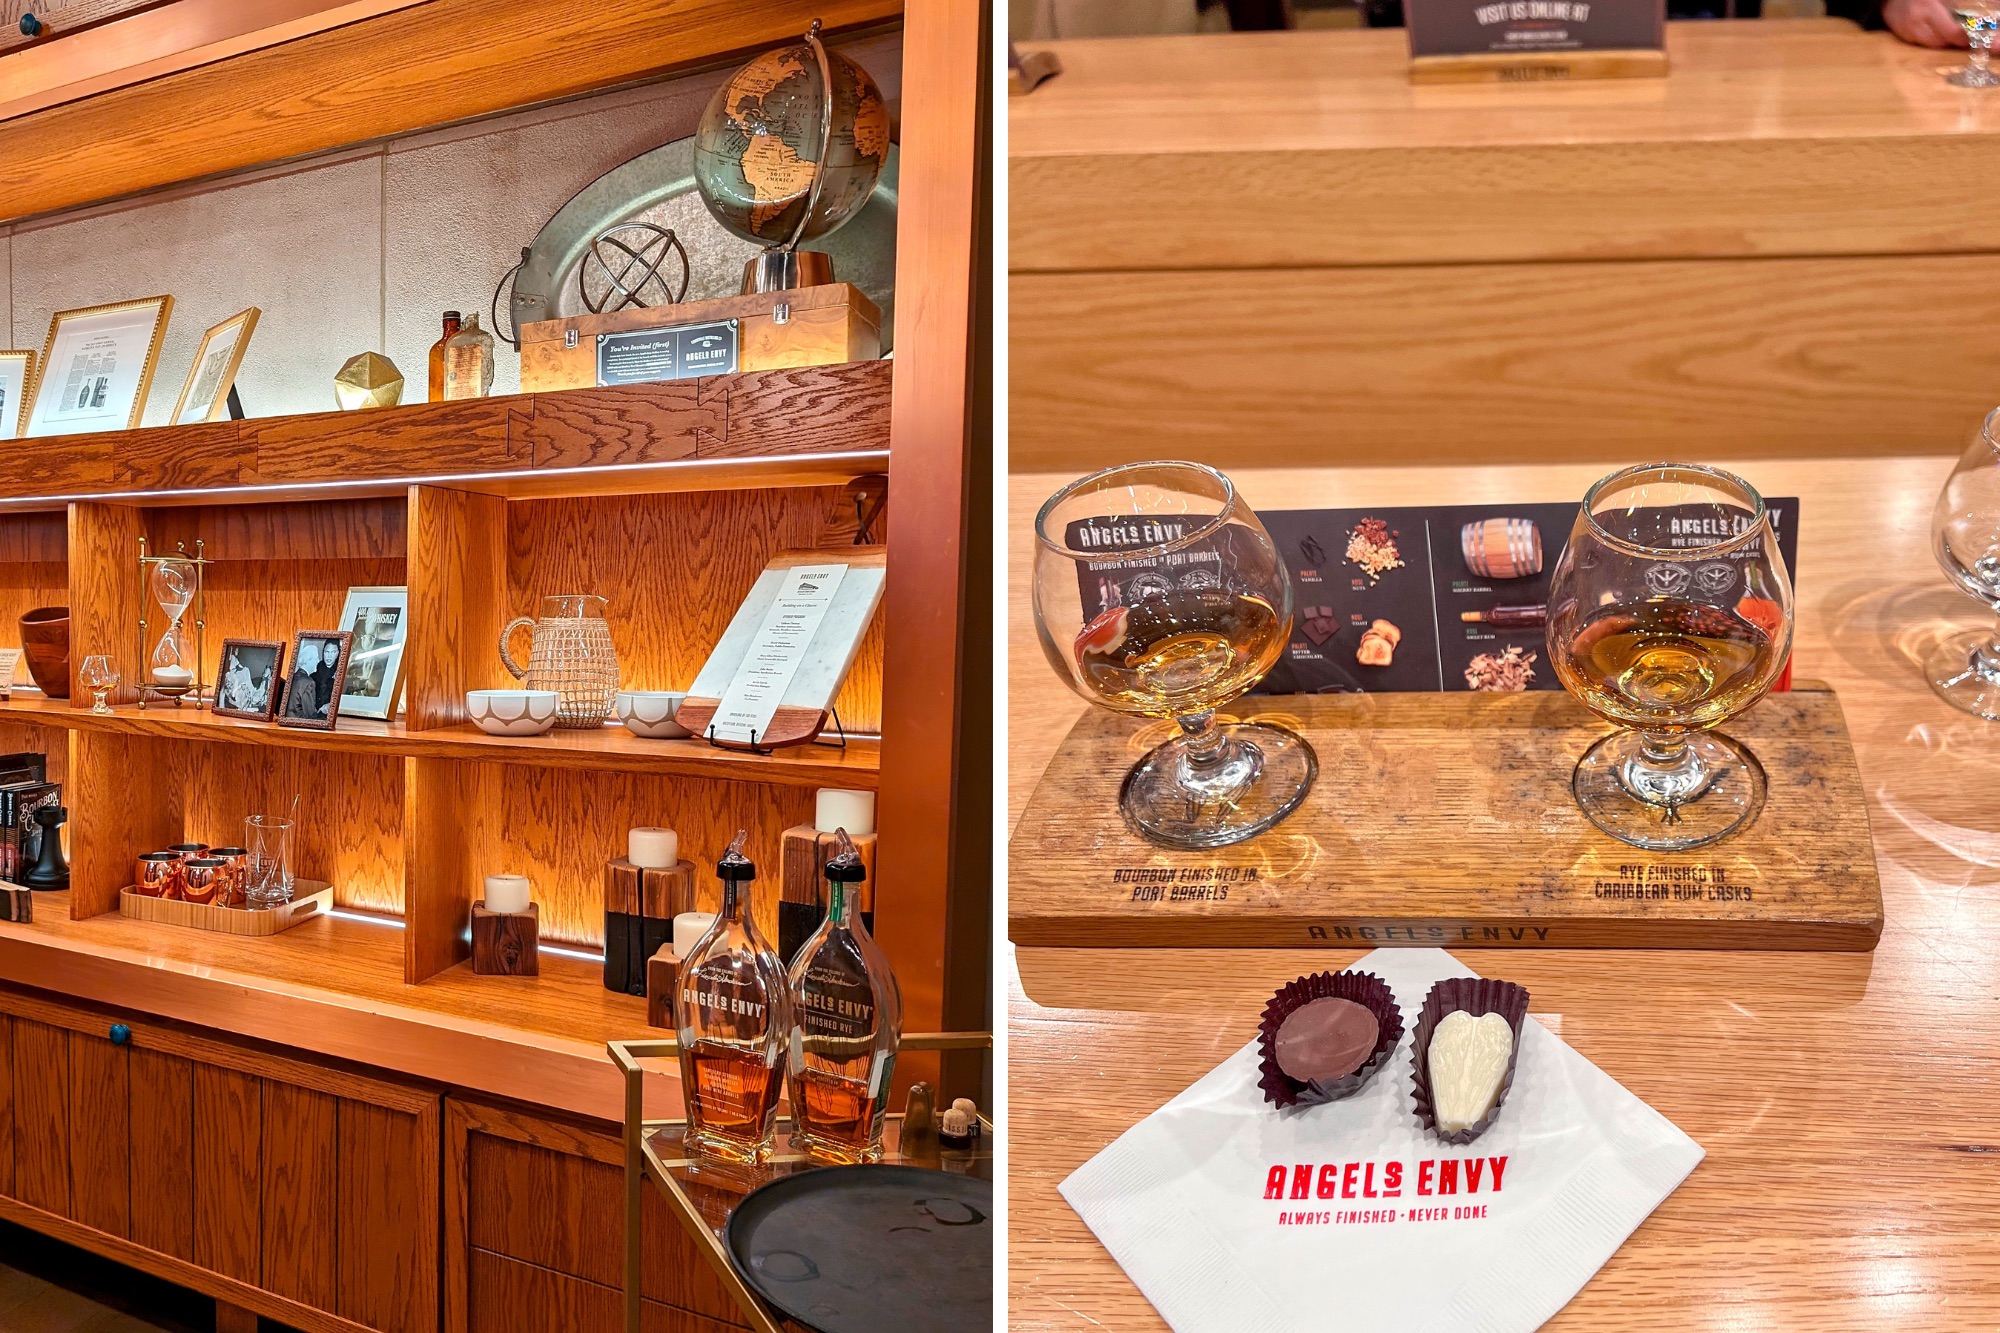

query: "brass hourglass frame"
xmin=136 ymin=538 xmax=210 ymax=710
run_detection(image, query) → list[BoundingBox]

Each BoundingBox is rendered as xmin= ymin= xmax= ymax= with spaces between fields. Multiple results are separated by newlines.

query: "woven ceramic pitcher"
xmin=499 ymin=594 xmax=619 ymax=728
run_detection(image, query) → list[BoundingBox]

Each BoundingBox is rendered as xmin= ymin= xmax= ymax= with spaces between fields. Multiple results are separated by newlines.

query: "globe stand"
xmin=741 ymin=248 xmax=835 ymax=295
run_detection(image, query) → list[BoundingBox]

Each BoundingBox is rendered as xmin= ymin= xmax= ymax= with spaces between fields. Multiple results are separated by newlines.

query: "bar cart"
xmin=609 ymin=1033 xmax=994 ymax=1333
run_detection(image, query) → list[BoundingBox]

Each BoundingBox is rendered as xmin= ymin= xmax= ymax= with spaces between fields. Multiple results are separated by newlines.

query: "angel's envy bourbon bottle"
xmin=675 ymin=832 xmax=793 ymax=1164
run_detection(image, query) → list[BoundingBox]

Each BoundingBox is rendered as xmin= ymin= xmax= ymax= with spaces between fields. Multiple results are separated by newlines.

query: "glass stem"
xmin=1175 ymin=709 xmax=1230 ymax=769
xmin=1638 ymin=730 xmax=1688 ymax=768
xmin=1977 ymin=611 xmax=2000 ymax=680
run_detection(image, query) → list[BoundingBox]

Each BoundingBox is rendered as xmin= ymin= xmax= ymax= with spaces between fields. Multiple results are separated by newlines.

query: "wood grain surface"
xmin=336 ymin=1097 xmax=436 ymax=1333
xmin=1008 ymin=454 xmax=2000 ymax=1328
xmin=128 ymin=1045 xmax=194 ymax=1262
xmin=10 ymin=1018 xmax=69 ymax=1218
xmin=0 ymin=1019 xmax=12 ymax=1200
xmin=1010 ymin=256 xmax=2000 ymax=471
xmin=1010 ymin=24 xmax=2000 ymax=270
xmin=66 ymin=1029 xmax=130 ymax=1237
xmin=191 ymin=1062 xmax=261 ymax=1285
xmin=1012 ymin=684 xmax=1882 ymax=949
xmin=406 ymin=484 xmax=505 ymax=731
xmin=260 ymin=1080 xmax=338 ymax=1311
xmin=0 ymin=370 xmax=890 ymax=509
xmin=0 ymin=0 xmax=900 ymax=223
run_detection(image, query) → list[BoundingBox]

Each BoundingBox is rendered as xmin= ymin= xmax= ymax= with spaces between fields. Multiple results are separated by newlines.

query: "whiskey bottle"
xmin=441 ymin=311 xmax=495 ymax=401
xmin=426 ymin=310 xmax=461 ymax=402
xmin=675 ymin=832 xmax=792 ymax=1165
xmin=787 ymin=830 xmax=902 ymax=1164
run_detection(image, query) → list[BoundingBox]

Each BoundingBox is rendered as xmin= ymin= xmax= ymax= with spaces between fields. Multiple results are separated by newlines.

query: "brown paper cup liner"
xmin=1409 ymin=976 xmax=1530 ymax=1145
xmin=1257 ymin=970 xmax=1404 ymax=1109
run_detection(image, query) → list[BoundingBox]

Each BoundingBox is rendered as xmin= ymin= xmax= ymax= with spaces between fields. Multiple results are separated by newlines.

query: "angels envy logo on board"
xmin=1262 ymin=1157 xmax=1509 ymax=1226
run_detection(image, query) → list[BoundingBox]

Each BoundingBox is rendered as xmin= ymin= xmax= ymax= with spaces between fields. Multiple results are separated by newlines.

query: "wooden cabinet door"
xmin=445 ymin=1096 xmax=750 ymax=1333
xmin=0 ymin=986 xmax=442 ymax=1333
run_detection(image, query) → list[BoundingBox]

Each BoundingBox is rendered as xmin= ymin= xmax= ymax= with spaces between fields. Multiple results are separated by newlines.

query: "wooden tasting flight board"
xmin=1009 ymin=681 xmax=1883 ymax=951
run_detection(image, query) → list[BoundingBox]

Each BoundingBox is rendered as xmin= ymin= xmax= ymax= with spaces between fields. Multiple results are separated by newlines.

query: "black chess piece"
xmin=21 ymin=805 xmax=67 ymax=891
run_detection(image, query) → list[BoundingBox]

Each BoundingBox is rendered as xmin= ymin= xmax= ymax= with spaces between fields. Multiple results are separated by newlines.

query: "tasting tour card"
xmin=1065 ymin=499 xmax=1799 ymax=696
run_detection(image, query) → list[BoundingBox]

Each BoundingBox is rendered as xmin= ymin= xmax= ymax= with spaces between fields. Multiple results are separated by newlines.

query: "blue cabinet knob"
xmin=109 ymin=1023 xmax=130 ymax=1046
xmin=19 ymin=13 xmax=42 ymax=37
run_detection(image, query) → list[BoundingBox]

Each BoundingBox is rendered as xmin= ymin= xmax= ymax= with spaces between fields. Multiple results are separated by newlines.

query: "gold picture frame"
xmin=24 ymin=294 xmax=173 ymax=438
xmin=0 ymin=351 xmax=34 ymax=441
xmin=170 ymin=306 xmax=259 ymax=426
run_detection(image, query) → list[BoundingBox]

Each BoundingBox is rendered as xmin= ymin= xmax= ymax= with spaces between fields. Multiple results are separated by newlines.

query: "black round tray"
xmin=723 ymin=1164 xmax=992 ymax=1333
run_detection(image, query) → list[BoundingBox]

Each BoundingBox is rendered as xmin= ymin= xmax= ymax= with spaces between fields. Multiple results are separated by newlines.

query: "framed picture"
xmin=0 ymin=352 xmax=34 ymax=441
xmin=214 ymin=638 xmax=286 ymax=722
xmin=170 ymin=307 xmax=259 ymax=425
xmin=24 ymin=295 xmax=173 ymax=438
xmin=277 ymin=630 xmax=352 ymax=731
xmin=337 ymin=586 xmax=410 ymax=720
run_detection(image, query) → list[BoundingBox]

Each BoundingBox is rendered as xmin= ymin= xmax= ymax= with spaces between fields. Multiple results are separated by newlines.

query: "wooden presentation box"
xmin=519 ymin=282 xmax=882 ymax=391
xmin=1009 ymin=682 xmax=1883 ymax=951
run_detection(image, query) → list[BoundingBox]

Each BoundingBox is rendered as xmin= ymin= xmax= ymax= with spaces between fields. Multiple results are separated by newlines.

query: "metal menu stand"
xmin=608 ymin=1032 xmax=993 ymax=1333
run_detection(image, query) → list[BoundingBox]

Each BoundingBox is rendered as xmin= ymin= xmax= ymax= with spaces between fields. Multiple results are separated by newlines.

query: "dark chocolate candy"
xmin=1274 ymin=997 xmax=1379 ymax=1085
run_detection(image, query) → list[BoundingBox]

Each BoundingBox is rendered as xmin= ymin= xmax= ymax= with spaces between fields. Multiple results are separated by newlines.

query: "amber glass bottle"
xmin=427 ymin=310 xmax=461 ymax=403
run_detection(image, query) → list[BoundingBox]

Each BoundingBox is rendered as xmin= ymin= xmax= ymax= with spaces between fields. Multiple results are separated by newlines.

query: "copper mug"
xmin=181 ymin=857 xmax=228 ymax=906
xmin=167 ymin=842 xmax=209 ymax=860
xmin=207 ymin=846 xmax=249 ymax=907
xmin=134 ymin=851 xmax=183 ymax=899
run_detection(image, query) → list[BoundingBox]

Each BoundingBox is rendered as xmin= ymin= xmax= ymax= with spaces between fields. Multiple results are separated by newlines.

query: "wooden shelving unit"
xmin=0 ymin=370 xmax=898 ymax=999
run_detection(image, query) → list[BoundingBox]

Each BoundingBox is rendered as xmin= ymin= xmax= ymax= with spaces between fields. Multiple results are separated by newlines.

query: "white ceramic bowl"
xmin=616 ymin=689 xmax=691 ymax=739
xmin=466 ymin=689 xmax=559 ymax=737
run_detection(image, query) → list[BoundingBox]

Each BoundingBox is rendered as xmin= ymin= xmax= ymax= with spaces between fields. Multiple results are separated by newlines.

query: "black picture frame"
xmin=277 ymin=631 xmax=352 ymax=732
xmin=214 ymin=638 xmax=286 ymax=722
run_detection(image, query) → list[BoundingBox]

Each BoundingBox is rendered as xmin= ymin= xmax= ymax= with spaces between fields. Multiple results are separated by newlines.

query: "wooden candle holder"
xmin=646 ymin=948 xmax=679 ymax=1030
xmin=472 ymin=901 xmax=539 ymax=976
xmin=604 ymin=857 xmax=695 ymax=995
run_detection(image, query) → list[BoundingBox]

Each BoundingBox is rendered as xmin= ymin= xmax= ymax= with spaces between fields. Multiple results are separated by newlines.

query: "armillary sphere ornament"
xmin=578 ymin=222 xmax=690 ymax=314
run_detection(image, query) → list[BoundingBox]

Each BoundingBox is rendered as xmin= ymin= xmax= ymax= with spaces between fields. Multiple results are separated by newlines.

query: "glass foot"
xmin=1948 ymin=63 xmax=2000 ymax=87
xmin=1926 ymin=628 xmax=2000 ymax=719
xmin=1572 ymin=729 xmax=1766 ymax=852
xmin=1119 ymin=721 xmax=1317 ymax=849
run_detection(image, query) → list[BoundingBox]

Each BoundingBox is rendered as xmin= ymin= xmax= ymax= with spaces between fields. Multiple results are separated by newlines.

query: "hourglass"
xmin=137 ymin=538 xmax=208 ymax=708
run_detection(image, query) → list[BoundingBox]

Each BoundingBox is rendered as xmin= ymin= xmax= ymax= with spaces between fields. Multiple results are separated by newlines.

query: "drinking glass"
xmin=77 ymin=655 xmax=119 ymax=715
xmin=243 ymin=814 xmax=295 ymax=909
xmin=1948 ymin=0 xmax=2000 ymax=87
xmin=1033 ymin=461 xmax=1316 ymax=849
xmin=1926 ymin=406 xmax=2000 ymax=718
xmin=1547 ymin=463 xmax=1793 ymax=851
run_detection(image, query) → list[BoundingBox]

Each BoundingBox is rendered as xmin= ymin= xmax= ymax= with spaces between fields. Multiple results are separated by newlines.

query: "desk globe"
xmin=694 ymin=21 xmax=890 ymax=293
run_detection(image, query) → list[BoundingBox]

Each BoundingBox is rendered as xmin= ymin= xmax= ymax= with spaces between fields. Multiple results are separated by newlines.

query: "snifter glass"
xmin=1926 ymin=406 xmax=2000 ymax=719
xmin=1033 ymin=461 xmax=1316 ymax=849
xmin=1548 ymin=463 xmax=1793 ymax=851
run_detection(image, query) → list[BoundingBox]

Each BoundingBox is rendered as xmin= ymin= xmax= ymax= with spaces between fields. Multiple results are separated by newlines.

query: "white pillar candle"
xmin=673 ymin=911 xmax=717 ymax=957
xmin=484 ymin=874 xmax=531 ymax=915
xmin=815 ymin=789 xmax=876 ymax=836
xmin=628 ymin=827 xmax=678 ymax=869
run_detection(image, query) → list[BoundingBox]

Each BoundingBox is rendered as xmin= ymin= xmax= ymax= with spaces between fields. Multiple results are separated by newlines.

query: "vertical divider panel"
xmin=405 ymin=485 xmax=507 ymax=731
xmin=404 ymin=757 xmax=492 ymax=983
xmin=68 ymin=729 xmax=178 ymax=919
xmin=66 ymin=1029 xmax=130 ymax=1238
xmin=66 ymin=502 xmax=146 ymax=707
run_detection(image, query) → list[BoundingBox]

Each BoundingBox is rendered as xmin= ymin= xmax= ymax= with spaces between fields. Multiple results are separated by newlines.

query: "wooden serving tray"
xmin=119 ymin=881 xmax=333 ymax=937
xmin=1009 ymin=682 xmax=1882 ymax=951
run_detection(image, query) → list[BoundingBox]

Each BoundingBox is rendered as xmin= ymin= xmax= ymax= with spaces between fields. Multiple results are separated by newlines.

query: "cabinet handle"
xmin=108 ymin=1023 xmax=130 ymax=1046
xmin=19 ymin=13 xmax=43 ymax=37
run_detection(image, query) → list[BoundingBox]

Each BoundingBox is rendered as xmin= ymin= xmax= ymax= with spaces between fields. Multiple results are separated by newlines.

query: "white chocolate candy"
xmin=1428 ymin=1010 xmax=1515 ymax=1133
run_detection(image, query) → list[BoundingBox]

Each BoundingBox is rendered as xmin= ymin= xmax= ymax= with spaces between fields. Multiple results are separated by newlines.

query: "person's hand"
xmin=1882 ymin=0 xmax=1969 ymax=48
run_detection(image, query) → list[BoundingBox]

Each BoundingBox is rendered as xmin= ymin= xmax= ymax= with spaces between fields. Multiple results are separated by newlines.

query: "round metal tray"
xmin=723 ymin=1164 xmax=991 ymax=1333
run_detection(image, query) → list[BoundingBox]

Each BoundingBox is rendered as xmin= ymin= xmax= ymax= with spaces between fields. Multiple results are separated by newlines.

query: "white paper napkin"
xmin=1060 ymin=948 xmax=1702 ymax=1333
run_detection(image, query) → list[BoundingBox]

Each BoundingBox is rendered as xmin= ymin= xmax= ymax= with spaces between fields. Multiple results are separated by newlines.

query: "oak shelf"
xmin=0 ymin=362 xmax=893 ymax=513
xmin=0 ymin=694 xmax=880 ymax=789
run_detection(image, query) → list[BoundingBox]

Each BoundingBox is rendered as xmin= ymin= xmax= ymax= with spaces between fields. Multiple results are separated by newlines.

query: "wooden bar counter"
xmin=1008 ymin=453 xmax=2000 ymax=1329
xmin=1011 ymin=23 xmax=2000 ymax=470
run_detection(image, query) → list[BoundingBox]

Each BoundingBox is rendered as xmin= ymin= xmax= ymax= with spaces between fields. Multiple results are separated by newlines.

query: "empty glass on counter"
xmin=1926 ymin=406 xmax=2000 ymax=719
xmin=1548 ymin=463 xmax=1793 ymax=851
xmin=1947 ymin=0 xmax=2000 ymax=87
xmin=1032 ymin=461 xmax=1315 ymax=849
